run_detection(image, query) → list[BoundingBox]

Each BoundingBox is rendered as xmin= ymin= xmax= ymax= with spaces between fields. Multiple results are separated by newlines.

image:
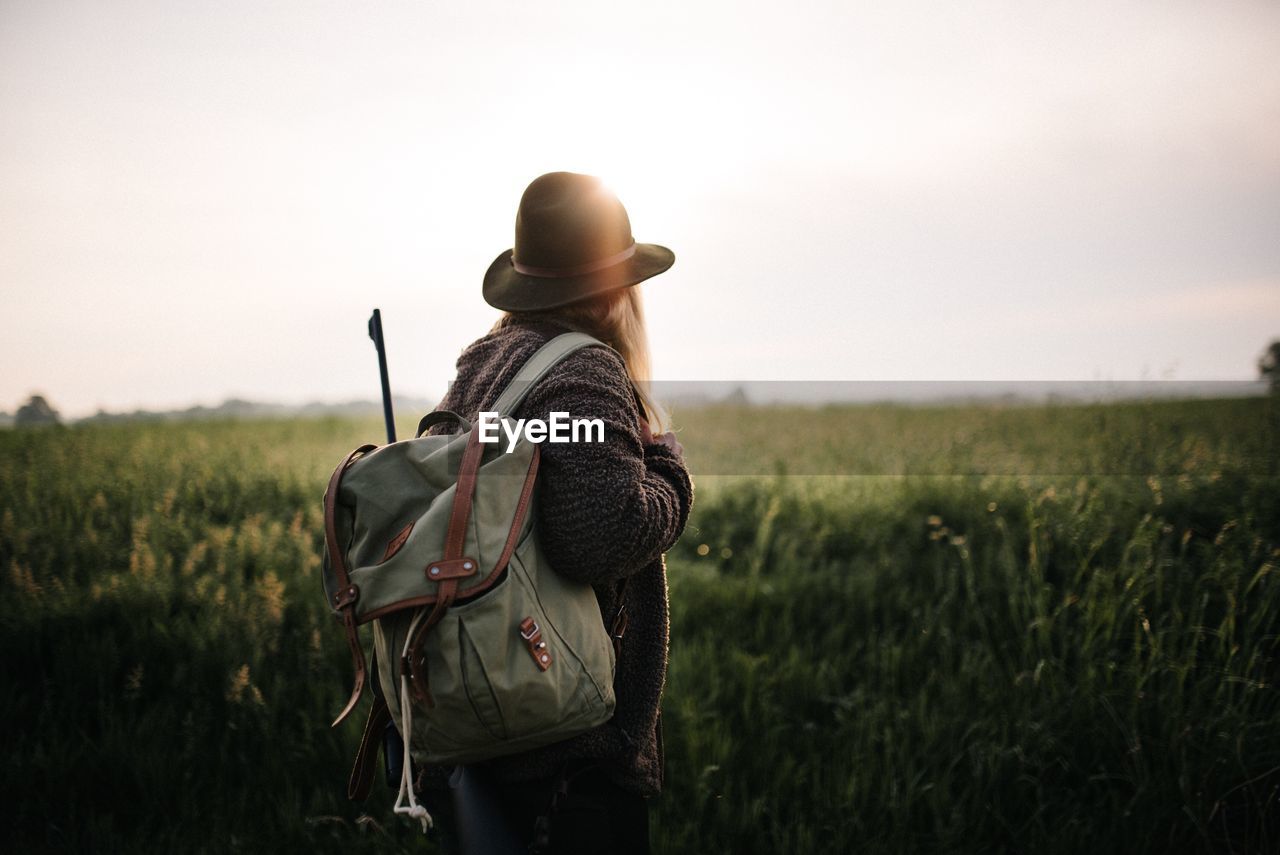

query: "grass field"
xmin=2 ymin=397 xmax=1277 ymax=853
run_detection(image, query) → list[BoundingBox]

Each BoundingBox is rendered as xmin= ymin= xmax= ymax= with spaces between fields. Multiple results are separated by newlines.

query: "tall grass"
xmin=660 ymin=471 xmax=1279 ymax=852
xmin=1 ymin=399 xmax=1276 ymax=852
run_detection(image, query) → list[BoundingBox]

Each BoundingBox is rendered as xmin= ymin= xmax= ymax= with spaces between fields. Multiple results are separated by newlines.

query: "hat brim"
xmin=482 ymin=243 xmax=675 ymax=312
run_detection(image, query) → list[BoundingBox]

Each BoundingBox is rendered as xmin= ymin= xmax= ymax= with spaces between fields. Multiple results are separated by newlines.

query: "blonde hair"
xmin=490 ymin=286 xmax=670 ymax=434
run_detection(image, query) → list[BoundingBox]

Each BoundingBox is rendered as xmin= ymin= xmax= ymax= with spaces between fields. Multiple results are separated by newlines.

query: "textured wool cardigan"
xmin=425 ymin=315 xmax=694 ymax=797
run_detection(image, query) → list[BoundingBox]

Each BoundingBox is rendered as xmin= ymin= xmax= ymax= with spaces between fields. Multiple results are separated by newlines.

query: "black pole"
xmin=362 ymin=310 xmax=516 ymax=845
xmin=368 ymin=309 xmax=397 ymax=443
xmin=367 ymin=309 xmax=405 ymax=789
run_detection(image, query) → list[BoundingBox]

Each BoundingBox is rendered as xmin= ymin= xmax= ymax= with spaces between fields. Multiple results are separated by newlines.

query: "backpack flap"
xmin=339 ymin=430 xmax=539 ymax=621
xmin=323 ymin=423 xmax=542 ymax=726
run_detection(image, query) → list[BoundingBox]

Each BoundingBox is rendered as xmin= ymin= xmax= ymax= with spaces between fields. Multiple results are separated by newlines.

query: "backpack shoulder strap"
xmin=488 ymin=331 xmax=611 ymax=418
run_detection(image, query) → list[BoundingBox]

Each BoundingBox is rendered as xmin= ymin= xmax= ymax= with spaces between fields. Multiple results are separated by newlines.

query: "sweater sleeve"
xmin=515 ymin=345 xmax=693 ymax=586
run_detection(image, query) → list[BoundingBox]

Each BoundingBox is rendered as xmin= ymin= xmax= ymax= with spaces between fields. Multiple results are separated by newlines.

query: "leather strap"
xmin=324 ymin=444 xmax=378 ymax=599
xmin=404 ymin=576 xmax=454 ymax=709
xmin=493 ymin=444 xmax=539 ymax=577
xmin=416 ymin=409 xmax=472 ymax=438
xmin=445 ymin=424 xmax=485 ymax=558
xmin=323 ymin=443 xmax=377 ymax=728
xmin=366 ymin=647 xmax=403 ymax=791
xmin=347 ymin=695 xmax=391 ymax=801
xmin=402 ymin=423 xmax=486 ymax=709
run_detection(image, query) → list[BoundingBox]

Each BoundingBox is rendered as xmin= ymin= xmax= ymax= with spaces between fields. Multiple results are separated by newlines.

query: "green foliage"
xmin=661 ymin=473 xmax=1279 ymax=853
xmin=1 ymin=400 xmax=1277 ymax=853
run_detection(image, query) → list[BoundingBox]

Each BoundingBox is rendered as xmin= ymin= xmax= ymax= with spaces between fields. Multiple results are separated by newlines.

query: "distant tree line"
xmin=3 ymin=341 xmax=1276 ymax=430
xmin=1261 ymin=340 xmax=1280 ymax=394
xmin=11 ymin=395 xmax=61 ymax=428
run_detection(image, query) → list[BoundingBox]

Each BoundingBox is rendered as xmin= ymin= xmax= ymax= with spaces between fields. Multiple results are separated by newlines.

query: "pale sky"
xmin=2 ymin=0 xmax=1278 ymax=417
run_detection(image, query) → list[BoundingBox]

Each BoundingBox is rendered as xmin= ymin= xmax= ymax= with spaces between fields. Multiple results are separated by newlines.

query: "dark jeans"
xmin=425 ymin=762 xmax=650 ymax=855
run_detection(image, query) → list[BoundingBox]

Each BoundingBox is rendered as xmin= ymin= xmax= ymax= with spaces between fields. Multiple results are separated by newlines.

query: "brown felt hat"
xmin=482 ymin=172 xmax=675 ymax=312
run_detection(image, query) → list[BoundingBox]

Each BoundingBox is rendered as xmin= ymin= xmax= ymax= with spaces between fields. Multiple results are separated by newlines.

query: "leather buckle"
xmin=425 ymin=556 xmax=479 ymax=581
xmin=332 ymin=584 xmax=359 ymax=610
xmin=518 ymin=617 xmax=552 ymax=671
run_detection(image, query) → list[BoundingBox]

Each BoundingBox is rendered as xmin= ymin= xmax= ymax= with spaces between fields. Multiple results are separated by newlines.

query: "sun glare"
xmin=504 ymin=56 xmax=756 ymax=235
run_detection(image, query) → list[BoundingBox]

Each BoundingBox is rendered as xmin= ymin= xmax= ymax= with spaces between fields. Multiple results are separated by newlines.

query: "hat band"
xmin=512 ymin=243 xmax=637 ymax=278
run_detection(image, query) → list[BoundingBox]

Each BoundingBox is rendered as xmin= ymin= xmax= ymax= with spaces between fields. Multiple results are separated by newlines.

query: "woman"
xmin=424 ymin=172 xmax=693 ymax=854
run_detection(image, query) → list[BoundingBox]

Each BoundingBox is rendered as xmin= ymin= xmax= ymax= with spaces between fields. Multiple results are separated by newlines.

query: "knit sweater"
xmin=425 ymin=315 xmax=694 ymax=797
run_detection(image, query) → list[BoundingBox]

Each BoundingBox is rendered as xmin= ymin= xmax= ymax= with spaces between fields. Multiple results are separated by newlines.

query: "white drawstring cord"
xmin=392 ymin=609 xmax=433 ymax=832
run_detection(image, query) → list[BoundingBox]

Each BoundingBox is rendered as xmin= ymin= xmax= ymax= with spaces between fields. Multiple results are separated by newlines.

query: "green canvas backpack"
xmin=322 ymin=332 xmax=621 ymax=829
